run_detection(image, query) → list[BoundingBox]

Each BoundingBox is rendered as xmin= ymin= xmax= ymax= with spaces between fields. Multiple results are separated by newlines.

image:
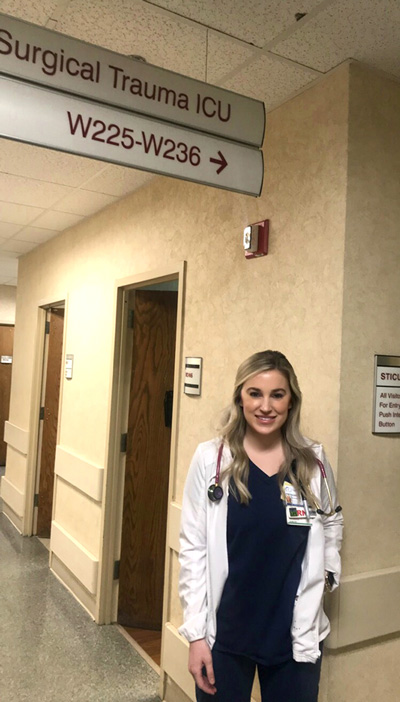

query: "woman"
xmin=179 ymin=350 xmax=343 ymax=702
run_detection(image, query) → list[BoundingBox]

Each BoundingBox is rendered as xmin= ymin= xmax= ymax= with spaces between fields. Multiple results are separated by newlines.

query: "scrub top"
xmin=214 ymin=459 xmax=309 ymax=665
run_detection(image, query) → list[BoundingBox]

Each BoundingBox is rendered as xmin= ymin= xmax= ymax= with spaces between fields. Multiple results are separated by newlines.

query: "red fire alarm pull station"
xmin=243 ymin=219 xmax=269 ymax=259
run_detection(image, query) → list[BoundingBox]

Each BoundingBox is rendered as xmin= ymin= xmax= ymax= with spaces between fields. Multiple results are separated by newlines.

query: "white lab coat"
xmin=178 ymin=439 xmax=343 ymax=663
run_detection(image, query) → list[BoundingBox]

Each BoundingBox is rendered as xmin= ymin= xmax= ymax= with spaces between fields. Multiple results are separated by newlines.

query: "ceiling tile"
xmin=14 ymin=226 xmax=60 ymax=243
xmin=147 ymin=0 xmax=324 ymax=47
xmin=0 ymin=249 xmax=18 ymax=259
xmin=0 ymin=238 xmax=36 ymax=254
xmin=53 ymin=189 xmax=118 ymax=216
xmin=0 ymin=221 xmax=23 ymax=238
xmin=222 ymin=53 xmax=317 ymax=110
xmin=0 ymin=259 xmax=18 ymax=284
xmin=273 ymin=0 xmax=400 ymax=77
xmin=0 ymin=140 xmax=105 ymax=187
xmin=0 ymin=201 xmax=44 ymax=224
xmin=33 ymin=210 xmax=84 ymax=230
xmin=84 ymin=165 xmax=155 ymax=197
xmin=206 ymin=31 xmax=258 ymax=84
xmin=55 ymin=0 xmax=207 ymax=80
xmin=0 ymin=173 xmax=74 ymax=209
xmin=0 ymin=0 xmax=60 ymax=24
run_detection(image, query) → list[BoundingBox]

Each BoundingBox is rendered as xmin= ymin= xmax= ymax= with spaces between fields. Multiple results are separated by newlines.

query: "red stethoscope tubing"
xmin=214 ymin=446 xmax=341 ymax=515
xmin=215 ymin=443 xmax=224 ymax=485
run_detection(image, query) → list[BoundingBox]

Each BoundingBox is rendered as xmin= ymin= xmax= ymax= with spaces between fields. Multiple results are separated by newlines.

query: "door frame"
xmin=97 ymin=263 xmax=185 ymax=658
xmin=0 ymin=323 xmax=15 ymax=467
xmin=25 ymin=296 xmax=67 ymax=537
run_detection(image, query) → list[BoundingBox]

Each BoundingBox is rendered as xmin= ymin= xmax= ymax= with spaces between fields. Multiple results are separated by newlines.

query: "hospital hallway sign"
xmin=373 ymin=355 xmax=400 ymax=433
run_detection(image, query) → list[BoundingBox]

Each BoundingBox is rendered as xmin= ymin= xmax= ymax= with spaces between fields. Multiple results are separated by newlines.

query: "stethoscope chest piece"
xmin=208 ymin=483 xmax=223 ymax=502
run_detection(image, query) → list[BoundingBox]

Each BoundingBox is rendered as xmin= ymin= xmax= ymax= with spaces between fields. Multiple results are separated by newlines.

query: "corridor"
xmin=0 ymin=488 xmax=161 ymax=702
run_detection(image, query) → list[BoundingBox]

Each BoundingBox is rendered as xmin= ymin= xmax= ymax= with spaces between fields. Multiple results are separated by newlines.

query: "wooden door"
xmin=118 ymin=290 xmax=177 ymax=630
xmin=36 ymin=308 xmax=64 ymax=538
xmin=0 ymin=325 xmax=14 ymax=466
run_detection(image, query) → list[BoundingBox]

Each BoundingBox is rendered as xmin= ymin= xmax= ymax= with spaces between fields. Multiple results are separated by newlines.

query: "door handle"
xmin=164 ymin=390 xmax=173 ymax=428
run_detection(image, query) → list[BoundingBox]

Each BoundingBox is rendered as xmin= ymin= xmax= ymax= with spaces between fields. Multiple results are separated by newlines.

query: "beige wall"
xmin=339 ymin=64 xmax=400 ymax=573
xmin=322 ymin=63 xmax=400 ymax=701
xmin=2 ymin=62 xmax=400 ymax=701
xmin=0 ymin=284 xmax=16 ymax=324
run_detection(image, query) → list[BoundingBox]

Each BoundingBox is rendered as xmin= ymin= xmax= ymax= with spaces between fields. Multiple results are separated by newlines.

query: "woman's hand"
xmin=188 ymin=639 xmax=216 ymax=695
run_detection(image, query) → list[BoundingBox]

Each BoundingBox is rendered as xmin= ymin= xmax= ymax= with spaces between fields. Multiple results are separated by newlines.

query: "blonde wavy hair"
xmin=219 ymin=350 xmax=318 ymax=505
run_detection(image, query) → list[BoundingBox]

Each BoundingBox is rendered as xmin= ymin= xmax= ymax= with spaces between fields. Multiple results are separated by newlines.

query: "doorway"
xmin=0 ymin=324 xmax=14 ymax=471
xmin=34 ymin=306 xmax=65 ymax=540
xmin=117 ymin=281 xmax=178 ymax=666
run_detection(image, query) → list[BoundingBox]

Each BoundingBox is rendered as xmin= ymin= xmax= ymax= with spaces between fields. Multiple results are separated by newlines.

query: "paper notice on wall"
xmin=373 ymin=356 xmax=400 ymax=433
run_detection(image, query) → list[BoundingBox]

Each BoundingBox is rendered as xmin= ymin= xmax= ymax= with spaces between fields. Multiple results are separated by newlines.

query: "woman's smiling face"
xmin=240 ymin=370 xmax=292 ymax=440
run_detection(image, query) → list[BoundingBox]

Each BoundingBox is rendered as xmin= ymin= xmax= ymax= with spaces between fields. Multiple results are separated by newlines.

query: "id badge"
xmin=283 ymin=481 xmax=315 ymax=527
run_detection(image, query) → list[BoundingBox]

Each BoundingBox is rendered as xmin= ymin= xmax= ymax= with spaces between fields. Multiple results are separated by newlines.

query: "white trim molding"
xmin=50 ymin=521 xmax=99 ymax=594
xmin=168 ymin=501 xmax=181 ymax=553
xmin=55 ymin=446 xmax=104 ymax=502
xmin=4 ymin=421 xmax=29 ymax=455
xmin=162 ymin=623 xmax=194 ymax=701
xmin=0 ymin=476 xmax=25 ymax=517
xmin=327 ymin=566 xmax=400 ymax=648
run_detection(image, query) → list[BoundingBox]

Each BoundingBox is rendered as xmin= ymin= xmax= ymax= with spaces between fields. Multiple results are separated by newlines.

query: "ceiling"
xmin=1 ymin=0 xmax=399 ymax=286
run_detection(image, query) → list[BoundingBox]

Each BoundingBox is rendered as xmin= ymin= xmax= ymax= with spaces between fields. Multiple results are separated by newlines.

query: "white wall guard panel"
xmin=162 ymin=623 xmax=194 ymax=701
xmin=328 ymin=566 xmax=400 ymax=648
xmin=55 ymin=446 xmax=104 ymax=502
xmin=50 ymin=521 xmax=99 ymax=594
xmin=168 ymin=502 xmax=181 ymax=553
xmin=1 ymin=502 xmax=23 ymax=533
xmin=51 ymin=553 xmax=96 ymax=620
xmin=0 ymin=476 xmax=25 ymax=517
xmin=4 ymin=421 xmax=29 ymax=455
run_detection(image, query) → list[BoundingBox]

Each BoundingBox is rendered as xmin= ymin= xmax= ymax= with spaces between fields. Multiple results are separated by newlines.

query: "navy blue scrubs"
xmin=195 ymin=460 xmax=322 ymax=702
xmin=215 ymin=459 xmax=308 ymax=663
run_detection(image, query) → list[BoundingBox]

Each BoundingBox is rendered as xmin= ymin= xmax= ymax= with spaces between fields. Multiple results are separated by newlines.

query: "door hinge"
xmin=34 ymin=494 xmax=39 ymax=507
xmin=113 ymin=560 xmax=120 ymax=580
xmin=45 ymin=320 xmax=50 ymax=334
xmin=127 ymin=309 xmax=134 ymax=329
xmin=120 ymin=433 xmax=128 ymax=453
xmin=164 ymin=390 xmax=173 ymax=428
xmin=39 ymin=406 xmax=45 ymax=420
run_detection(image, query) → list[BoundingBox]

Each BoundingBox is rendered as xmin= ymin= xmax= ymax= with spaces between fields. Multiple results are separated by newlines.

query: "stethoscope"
xmin=207 ymin=443 xmax=225 ymax=502
xmin=314 ymin=459 xmax=343 ymax=517
xmin=208 ymin=445 xmax=342 ymax=517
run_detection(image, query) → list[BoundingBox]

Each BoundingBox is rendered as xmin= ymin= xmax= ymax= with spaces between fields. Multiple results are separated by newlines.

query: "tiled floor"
xmin=0 ymin=507 xmax=162 ymax=702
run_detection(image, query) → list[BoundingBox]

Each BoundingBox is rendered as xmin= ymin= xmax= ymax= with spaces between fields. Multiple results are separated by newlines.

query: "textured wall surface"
xmin=7 ymin=62 xmax=400 ymax=701
xmin=320 ymin=63 xmax=400 ymax=702
xmin=339 ymin=64 xmax=400 ymax=572
xmin=6 ymin=65 xmax=349 ymax=531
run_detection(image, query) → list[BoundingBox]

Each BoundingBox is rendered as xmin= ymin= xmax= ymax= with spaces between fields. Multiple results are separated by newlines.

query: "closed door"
xmin=36 ymin=308 xmax=64 ymax=538
xmin=0 ymin=325 xmax=14 ymax=466
xmin=118 ymin=290 xmax=177 ymax=630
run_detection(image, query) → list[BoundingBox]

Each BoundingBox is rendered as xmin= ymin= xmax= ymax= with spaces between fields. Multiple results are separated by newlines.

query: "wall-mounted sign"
xmin=184 ymin=357 xmax=202 ymax=396
xmin=1 ymin=355 xmax=12 ymax=363
xmin=0 ymin=12 xmax=265 ymax=147
xmin=0 ymin=76 xmax=263 ymax=196
xmin=65 ymin=354 xmax=74 ymax=380
xmin=373 ymin=355 xmax=400 ymax=434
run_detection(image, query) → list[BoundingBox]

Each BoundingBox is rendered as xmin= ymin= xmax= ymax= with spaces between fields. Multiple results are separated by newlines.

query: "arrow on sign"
xmin=210 ymin=150 xmax=227 ymax=174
